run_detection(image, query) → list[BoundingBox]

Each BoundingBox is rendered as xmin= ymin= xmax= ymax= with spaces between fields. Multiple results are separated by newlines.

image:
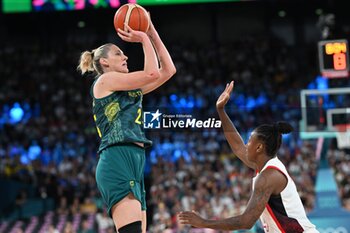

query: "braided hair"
xmin=254 ymin=121 xmax=293 ymax=157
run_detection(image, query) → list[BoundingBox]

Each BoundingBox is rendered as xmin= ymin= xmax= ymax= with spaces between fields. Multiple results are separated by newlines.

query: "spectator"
xmin=96 ymin=208 xmax=114 ymax=231
xmin=47 ymin=224 xmax=59 ymax=233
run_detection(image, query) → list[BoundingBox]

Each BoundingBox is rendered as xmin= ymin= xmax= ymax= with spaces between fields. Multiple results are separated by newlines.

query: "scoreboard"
xmin=2 ymin=0 xmax=242 ymax=13
xmin=318 ymin=39 xmax=350 ymax=78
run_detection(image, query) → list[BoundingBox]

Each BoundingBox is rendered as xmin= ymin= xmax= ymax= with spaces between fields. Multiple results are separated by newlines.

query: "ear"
xmin=256 ymin=143 xmax=264 ymax=153
xmin=99 ymin=58 xmax=109 ymax=67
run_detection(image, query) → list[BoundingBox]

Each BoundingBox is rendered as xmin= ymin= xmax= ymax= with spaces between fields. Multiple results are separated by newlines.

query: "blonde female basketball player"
xmin=77 ymin=18 xmax=176 ymax=233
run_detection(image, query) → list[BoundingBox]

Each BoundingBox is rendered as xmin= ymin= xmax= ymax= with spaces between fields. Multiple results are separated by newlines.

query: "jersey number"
xmin=135 ymin=108 xmax=142 ymax=125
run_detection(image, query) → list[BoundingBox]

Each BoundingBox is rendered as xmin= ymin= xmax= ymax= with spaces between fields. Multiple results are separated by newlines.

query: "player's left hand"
xmin=117 ymin=24 xmax=147 ymax=43
xmin=178 ymin=210 xmax=206 ymax=228
xmin=216 ymin=80 xmax=234 ymax=109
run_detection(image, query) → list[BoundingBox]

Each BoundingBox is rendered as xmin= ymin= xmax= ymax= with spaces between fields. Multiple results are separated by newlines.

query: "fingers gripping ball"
xmin=114 ymin=4 xmax=150 ymax=33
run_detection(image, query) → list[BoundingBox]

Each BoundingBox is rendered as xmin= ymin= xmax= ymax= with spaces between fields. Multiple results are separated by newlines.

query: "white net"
xmin=335 ymin=126 xmax=350 ymax=149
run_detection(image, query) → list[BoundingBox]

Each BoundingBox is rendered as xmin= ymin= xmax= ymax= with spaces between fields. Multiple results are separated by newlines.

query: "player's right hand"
xmin=178 ymin=210 xmax=206 ymax=228
xmin=216 ymin=81 xmax=234 ymax=109
xmin=117 ymin=24 xmax=147 ymax=43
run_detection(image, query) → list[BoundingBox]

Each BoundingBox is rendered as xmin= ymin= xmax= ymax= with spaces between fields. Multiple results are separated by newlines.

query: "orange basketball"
xmin=114 ymin=3 xmax=150 ymax=33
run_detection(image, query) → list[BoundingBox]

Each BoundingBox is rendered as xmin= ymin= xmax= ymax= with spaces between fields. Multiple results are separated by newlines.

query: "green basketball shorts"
xmin=95 ymin=143 xmax=146 ymax=217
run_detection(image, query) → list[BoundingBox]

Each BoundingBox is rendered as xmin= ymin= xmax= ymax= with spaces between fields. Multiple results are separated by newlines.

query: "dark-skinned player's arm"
xmin=216 ymin=81 xmax=256 ymax=169
xmin=141 ymin=14 xmax=176 ymax=94
xmin=178 ymin=169 xmax=286 ymax=230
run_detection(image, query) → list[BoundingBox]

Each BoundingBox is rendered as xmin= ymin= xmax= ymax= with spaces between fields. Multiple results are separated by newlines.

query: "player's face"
xmin=247 ymin=131 xmax=259 ymax=162
xmin=106 ymin=45 xmax=128 ymax=73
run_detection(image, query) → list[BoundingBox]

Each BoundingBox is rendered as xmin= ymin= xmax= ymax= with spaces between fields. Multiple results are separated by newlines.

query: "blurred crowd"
xmin=0 ymin=27 xmax=349 ymax=233
xmin=328 ymin=146 xmax=350 ymax=210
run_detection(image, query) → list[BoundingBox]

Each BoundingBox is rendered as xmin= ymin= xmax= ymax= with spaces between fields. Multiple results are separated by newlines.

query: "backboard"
xmin=300 ymin=87 xmax=350 ymax=148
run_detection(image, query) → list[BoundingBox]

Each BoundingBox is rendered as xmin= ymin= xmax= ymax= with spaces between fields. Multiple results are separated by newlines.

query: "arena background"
xmin=0 ymin=0 xmax=349 ymax=232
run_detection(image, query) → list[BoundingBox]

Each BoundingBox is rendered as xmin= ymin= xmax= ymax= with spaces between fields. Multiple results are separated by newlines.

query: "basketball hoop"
xmin=334 ymin=124 xmax=350 ymax=149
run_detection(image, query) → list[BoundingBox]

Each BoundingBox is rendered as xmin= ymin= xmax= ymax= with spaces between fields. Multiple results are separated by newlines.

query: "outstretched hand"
xmin=216 ymin=81 xmax=234 ymax=109
xmin=117 ymin=24 xmax=147 ymax=43
xmin=178 ymin=210 xmax=205 ymax=228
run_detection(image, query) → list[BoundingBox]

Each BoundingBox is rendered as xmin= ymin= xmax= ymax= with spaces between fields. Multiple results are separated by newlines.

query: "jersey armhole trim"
xmin=265 ymin=166 xmax=288 ymax=180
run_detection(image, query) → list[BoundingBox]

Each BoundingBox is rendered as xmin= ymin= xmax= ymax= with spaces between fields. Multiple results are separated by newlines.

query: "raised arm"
xmin=96 ymin=24 xmax=160 ymax=93
xmin=141 ymin=16 xmax=176 ymax=94
xmin=216 ymin=81 xmax=255 ymax=169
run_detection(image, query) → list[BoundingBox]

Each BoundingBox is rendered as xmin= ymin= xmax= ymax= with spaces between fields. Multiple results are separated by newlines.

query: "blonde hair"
xmin=77 ymin=43 xmax=114 ymax=75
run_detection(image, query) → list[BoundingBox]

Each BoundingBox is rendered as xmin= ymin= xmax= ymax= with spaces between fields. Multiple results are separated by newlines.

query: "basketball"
xmin=114 ymin=3 xmax=150 ymax=33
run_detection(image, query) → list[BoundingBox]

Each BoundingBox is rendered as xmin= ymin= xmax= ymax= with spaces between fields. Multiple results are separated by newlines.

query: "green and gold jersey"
xmin=91 ymin=81 xmax=152 ymax=153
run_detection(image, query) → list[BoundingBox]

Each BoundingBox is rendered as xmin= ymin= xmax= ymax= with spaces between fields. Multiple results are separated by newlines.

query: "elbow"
xmin=164 ymin=66 xmax=177 ymax=79
xmin=241 ymin=216 xmax=255 ymax=230
xmin=245 ymin=221 xmax=255 ymax=230
xmin=146 ymin=70 xmax=161 ymax=81
xmin=169 ymin=66 xmax=177 ymax=76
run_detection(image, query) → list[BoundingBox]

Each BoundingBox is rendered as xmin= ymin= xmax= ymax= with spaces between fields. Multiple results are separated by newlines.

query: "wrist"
xmin=140 ymin=33 xmax=150 ymax=43
xmin=147 ymin=24 xmax=155 ymax=33
xmin=201 ymin=219 xmax=209 ymax=228
xmin=203 ymin=218 xmax=220 ymax=229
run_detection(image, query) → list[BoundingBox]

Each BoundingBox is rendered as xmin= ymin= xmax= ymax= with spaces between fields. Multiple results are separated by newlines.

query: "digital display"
xmin=137 ymin=0 xmax=239 ymax=5
xmin=318 ymin=39 xmax=350 ymax=78
xmin=32 ymin=0 xmax=131 ymax=11
xmin=2 ymin=0 xmax=241 ymax=13
xmin=2 ymin=0 xmax=32 ymax=13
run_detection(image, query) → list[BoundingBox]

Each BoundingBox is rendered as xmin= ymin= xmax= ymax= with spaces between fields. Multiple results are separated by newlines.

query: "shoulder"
xmin=259 ymin=166 xmax=288 ymax=194
xmin=98 ymin=71 xmax=130 ymax=83
xmin=97 ymin=72 xmax=116 ymax=82
xmin=260 ymin=168 xmax=285 ymax=182
xmin=252 ymin=169 xmax=281 ymax=199
xmin=250 ymin=171 xmax=275 ymax=205
xmin=94 ymin=72 xmax=120 ymax=92
xmin=263 ymin=157 xmax=288 ymax=181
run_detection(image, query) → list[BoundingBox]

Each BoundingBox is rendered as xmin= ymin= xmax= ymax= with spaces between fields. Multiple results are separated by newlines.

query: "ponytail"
xmin=77 ymin=50 xmax=95 ymax=74
xmin=275 ymin=121 xmax=294 ymax=134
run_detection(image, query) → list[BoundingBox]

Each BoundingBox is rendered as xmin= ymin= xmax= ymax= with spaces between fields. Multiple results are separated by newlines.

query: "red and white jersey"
xmin=252 ymin=157 xmax=319 ymax=233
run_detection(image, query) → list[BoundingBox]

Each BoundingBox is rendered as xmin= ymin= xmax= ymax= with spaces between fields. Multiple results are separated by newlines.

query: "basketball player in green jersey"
xmin=77 ymin=19 xmax=176 ymax=233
